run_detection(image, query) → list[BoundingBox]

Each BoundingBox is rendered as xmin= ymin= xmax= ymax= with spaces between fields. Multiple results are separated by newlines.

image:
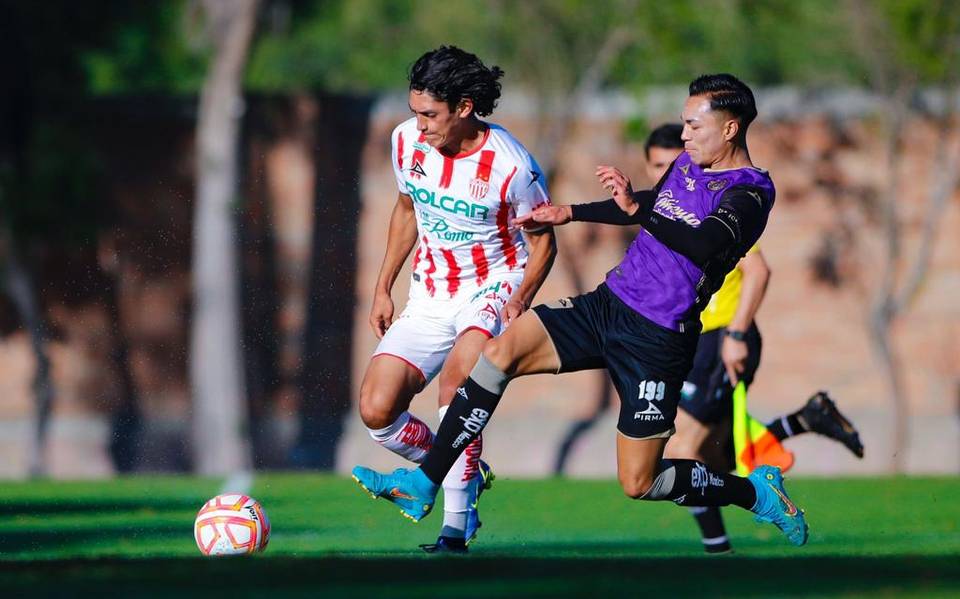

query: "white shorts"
xmin=373 ymin=276 xmax=521 ymax=384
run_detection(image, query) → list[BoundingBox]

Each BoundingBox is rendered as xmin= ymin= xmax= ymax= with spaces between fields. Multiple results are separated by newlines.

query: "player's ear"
xmin=723 ymin=118 xmax=739 ymax=142
xmin=456 ymin=98 xmax=474 ymax=119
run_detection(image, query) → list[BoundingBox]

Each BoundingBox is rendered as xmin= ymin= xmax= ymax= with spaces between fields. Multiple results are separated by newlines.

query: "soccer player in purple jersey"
xmin=641 ymin=123 xmax=863 ymax=553
xmin=352 ymin=74 xmax=809 ymax=546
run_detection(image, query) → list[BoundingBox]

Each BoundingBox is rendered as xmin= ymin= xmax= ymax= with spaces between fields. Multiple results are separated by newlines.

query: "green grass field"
xmin=1 ymin=474 xmax=958 ymax=597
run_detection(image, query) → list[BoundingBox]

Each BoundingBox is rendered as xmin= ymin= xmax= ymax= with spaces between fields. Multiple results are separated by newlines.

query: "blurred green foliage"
xmin=82 ymin=2 xmax=208 ymax=94
xmin=69 ymin=0 xmax=958 ymax=96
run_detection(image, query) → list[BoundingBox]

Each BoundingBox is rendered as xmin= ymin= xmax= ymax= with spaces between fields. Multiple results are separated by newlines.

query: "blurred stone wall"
xmin=338 ymin=91 xmax=960 ymax=477
xmin=0 ymin=89 xmax=957 ymax=478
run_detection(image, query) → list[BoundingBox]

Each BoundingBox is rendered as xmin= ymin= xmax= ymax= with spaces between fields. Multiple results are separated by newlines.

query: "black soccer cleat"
xmin=419 ymin=535 xmax=468 ymax=554
xmin=799 ymin=391 xmax=864 ymax=458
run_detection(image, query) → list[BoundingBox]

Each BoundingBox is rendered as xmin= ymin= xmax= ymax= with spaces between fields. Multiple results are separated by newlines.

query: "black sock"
xmin=420 ymin=376 xmax=502 ymax=485
xmin=658 ymin=459 xmax=756 ymax=510
xmin=689 ymin=507 xmax=732 ymax=553
xmin=767 ymin=411 xmax=809 ymax=442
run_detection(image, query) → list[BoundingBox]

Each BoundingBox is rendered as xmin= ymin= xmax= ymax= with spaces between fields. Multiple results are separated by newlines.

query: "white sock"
xmin=366 ymin=411 xmax=434 ymax=463
xmin=438 ymin=405 xmax=482 ymax=539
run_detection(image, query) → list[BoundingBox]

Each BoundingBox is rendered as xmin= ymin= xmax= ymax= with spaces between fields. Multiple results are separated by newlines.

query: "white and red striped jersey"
xmin=391 ymin=117 xmax=551 ymax=301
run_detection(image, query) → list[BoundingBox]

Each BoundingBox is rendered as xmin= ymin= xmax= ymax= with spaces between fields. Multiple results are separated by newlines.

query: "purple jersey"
xmin=605 ymin=152 xmax=775 ymax=331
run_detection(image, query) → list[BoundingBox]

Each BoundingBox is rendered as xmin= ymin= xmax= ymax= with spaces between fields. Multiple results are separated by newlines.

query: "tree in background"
xmin=190 ymin=0 xmax=261 ymax=475
xmin=0 ymin=1 xmax=173 ymax=476
xmin=845 ymin=0 xmax=960 ymax=472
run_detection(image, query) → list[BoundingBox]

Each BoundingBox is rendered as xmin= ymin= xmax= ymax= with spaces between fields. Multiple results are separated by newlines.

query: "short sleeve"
xmin=507 ymin=154 xmax=551 ymax=230
xmin=392 ymin=126 xmax=409 ymax=195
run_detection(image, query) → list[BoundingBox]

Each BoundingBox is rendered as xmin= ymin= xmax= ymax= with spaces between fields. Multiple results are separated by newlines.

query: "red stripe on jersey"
xmin=497 ymin=166 xmax=519 ymax=269
xmin=441 ymin=248 xmax=461 ymax=297
xmin=424 ymin=241 xmax=437 ymax=297
xmin=396 ymin=131 xmax=405 ymax=170
xmin=411 ymin=237 xmax=424 ymax=272
xmin=439 ymin=155 xmax=455 ymax=189
xmin=411 ymin=133 xmax=427 ymax=179
xmin=475 ymin=150 xmax=496 ymax=182
xmin=472 ymin=243 xmax=489 ymax=286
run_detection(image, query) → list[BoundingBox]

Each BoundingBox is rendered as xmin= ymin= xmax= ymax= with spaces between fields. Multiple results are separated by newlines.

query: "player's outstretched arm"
xmin=516 ymin=166 xmax=659 ymax=229
xmin=513 ymin=204 xmax=572 ymax=229
xmin=369 ymin=193 xmax=418 ymax=339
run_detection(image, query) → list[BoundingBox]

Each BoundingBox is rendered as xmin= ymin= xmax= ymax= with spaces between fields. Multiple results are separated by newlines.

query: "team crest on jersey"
xmin=469 ymin=177 xmax=490 ymax=200
xmin=685 ymin=177 xmax=696 ymax=191
xmin=707 ymin=179 xmax=729 ymax=191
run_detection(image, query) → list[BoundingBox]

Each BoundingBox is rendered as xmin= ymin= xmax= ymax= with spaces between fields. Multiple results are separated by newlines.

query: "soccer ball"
xmin=194 ymin=494 xmax=270 ymax=556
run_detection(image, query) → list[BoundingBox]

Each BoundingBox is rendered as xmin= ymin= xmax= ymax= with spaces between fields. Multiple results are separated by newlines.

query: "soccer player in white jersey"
xmin=356 ymin=46 xmax=557 ymax=552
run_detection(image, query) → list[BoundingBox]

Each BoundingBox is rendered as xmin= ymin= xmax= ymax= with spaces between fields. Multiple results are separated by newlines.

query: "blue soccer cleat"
xmin=749 ymin=465 xmax=809 ymax=546
xmin=465 ymin=460 xmax=495 ymax=545
xmin=351 ymin=465 xmax=439 ymax=522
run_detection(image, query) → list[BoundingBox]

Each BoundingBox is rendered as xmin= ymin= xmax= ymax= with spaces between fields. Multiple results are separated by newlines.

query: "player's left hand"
xmin=721 ymin=335 xmax=748 ymax=386
xmin=595 ymin=165 xmax=638 ymax=215
xmin=503 ymin=298 xmax=528 ymax=326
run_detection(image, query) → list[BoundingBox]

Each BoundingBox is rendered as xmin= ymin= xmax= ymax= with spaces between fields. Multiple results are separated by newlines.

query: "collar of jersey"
xmin=440 ymin=125 xmax=491 ymax=160
xmin=703 ymin=164 xmax=768 ymax=174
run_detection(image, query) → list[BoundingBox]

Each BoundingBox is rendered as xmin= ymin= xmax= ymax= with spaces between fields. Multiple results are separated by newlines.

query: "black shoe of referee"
xmin=800 ymin=391 xmax=864 ymax=458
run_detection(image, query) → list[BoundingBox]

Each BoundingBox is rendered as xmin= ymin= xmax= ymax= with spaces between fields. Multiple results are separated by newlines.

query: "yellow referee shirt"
xmin=700 ymin=244 xmax=760 ymax=333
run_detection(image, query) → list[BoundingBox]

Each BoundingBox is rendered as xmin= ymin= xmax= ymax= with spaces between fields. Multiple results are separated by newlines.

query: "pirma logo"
xmin=634 ymin=379 xmax=666 ymax=421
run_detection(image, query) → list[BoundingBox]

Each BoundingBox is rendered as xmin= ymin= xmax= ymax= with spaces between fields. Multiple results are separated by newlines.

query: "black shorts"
xmin=680 ymin=323 xmax=762 ymax=424
xmin=532 ymin=283 xmax=699 ymax=439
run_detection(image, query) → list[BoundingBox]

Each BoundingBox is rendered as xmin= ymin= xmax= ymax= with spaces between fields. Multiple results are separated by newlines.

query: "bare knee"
xmin=359 ymin=381 xmax=404 ymax=429
xmin=481 ymin=337 xmax=515 ymax=374
xmin=619 ymin=471 xmax=656 ymax=500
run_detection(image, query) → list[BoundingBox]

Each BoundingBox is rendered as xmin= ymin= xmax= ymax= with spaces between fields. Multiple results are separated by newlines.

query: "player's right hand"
xmin=369 ymin=293 xmax=394 ymax=339
xmin=512 ymin=205 xmax=572 ymax=228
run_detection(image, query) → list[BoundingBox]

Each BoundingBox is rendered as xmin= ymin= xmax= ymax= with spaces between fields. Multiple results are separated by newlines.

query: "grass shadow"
xmin=1 ymin=555 xmax=957 ymax=597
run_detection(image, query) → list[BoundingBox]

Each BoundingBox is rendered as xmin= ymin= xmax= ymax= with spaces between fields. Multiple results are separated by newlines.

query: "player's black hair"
xmin=689 ymin=73 xmax=757 ymax=129
xmin=409 ymin=46 xmax=504 ymax=117
xmin=644 ymin=123 xmax=684 ymax=158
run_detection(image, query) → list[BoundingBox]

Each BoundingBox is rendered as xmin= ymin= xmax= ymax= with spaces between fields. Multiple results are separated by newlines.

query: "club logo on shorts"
xmin=478 ymin=303 xmax=499 ymax=323
xmin=469 ymin=177 xmax=490 ymax=200
xmin=546 ymin=297 xmax=573 ymax=309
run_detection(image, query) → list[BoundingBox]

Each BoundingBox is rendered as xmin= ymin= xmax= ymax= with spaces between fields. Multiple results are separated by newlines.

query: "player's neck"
xmin=707 ymin=143 xmax=752 ymax=171
xmin=440 ymin=119 xmax=487 ymax=158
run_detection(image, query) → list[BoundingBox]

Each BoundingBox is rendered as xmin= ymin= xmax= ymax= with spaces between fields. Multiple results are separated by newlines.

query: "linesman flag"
xmin=732 ymin=382 xmax=795 ymax=476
